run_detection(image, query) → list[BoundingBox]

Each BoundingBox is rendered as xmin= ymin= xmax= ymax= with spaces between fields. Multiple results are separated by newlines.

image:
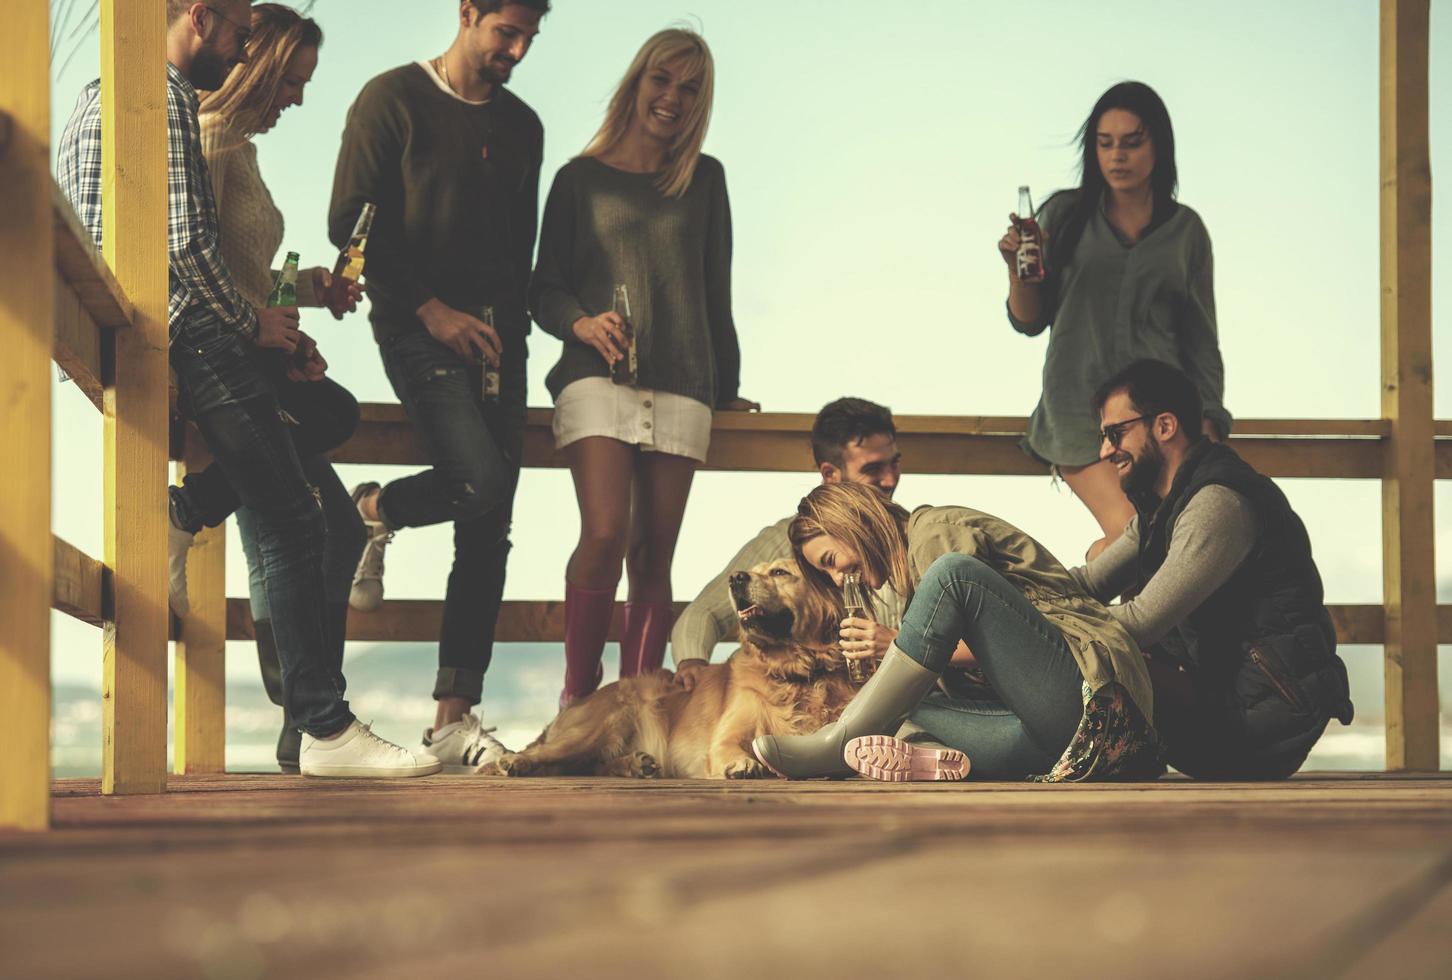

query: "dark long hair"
xmin=1051 ymin=81 xmax=1178 ymax=263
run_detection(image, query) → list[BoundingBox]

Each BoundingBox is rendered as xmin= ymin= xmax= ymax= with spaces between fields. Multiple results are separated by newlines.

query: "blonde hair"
xmin=581 ymin=28 xmax=715 ymax=198
xmin=789 ymin=483 xmax=915 ymax=612
xmin=198 ymin=4 xmax=322 ymax=140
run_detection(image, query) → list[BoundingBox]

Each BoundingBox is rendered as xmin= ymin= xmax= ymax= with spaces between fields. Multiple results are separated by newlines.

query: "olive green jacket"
xmin=905 ymin=506 xmax=1154 ymax=726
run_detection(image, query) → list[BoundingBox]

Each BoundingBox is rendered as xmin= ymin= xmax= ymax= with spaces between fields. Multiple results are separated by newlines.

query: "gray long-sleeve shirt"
xmin=669 ymin=515 xmax=906 ymax=667
xmin=1009 ymin=192 xmax=1231 ymax=466
xmin=1069 ymin=484 xmax=1257 ymax=649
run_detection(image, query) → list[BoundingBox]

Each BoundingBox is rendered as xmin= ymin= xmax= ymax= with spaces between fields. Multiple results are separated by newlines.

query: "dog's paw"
xmin=722 ymin=756 xmax=769 ymax=780
xmin=478 ymin=753 xmax=533 ymax=777
xmin=603 ymin=751 xmax=662 ymax=779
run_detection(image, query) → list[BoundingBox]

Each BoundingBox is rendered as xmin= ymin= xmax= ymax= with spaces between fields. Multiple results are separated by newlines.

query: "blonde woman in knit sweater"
xmin=169 ymin=3 xmax=368 ymax=772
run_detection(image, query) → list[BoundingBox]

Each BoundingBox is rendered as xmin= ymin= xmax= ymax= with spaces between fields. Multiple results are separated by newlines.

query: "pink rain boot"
xmin=561 ymin=581 xmax=615 ymax=709
xmin=619 ymin=600 xmax=674 ymax=678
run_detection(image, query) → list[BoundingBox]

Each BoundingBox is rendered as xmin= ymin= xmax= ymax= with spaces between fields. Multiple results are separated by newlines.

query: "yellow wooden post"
xmin=175 ymin=432 xmax=227 ymax=774
xmin=0 ymin=0 xmax=55 ymax=832
xmin=1379 ymin=0 xmax=1439 ymax=771
xmin=100 ymin=0 xmax=171 ymax=794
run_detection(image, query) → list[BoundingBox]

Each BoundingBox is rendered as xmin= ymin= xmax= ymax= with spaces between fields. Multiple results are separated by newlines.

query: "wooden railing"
xmin=1 ymin=0 xmax=1440 ymax=832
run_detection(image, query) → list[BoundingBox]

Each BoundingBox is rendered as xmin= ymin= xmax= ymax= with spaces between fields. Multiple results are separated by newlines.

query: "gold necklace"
xmin=435 ymin=54 xmax=453 ymax=94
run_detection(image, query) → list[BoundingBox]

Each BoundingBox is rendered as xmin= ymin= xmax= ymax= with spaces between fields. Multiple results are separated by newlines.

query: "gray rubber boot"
xmin=751 ymin=645 xmax=941 ymax=779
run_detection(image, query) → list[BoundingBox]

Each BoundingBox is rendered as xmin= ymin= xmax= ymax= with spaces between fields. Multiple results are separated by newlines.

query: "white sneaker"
xmin=424 ymin=714 xmax=511 ymax=773
xmin=168 ymin=521 xmax=196 ymax=617
xmin=299 ymin=720 xmax=442 ymax=778
xmin=349 ymin=482 xmax=393 ymax=612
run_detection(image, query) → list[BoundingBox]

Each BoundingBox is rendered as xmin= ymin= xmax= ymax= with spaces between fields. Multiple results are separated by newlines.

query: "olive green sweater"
xmin=529 ymin=155 xmax=740 ymax=408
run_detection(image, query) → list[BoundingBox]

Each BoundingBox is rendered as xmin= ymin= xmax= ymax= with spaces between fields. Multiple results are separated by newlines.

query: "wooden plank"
xmin=51 ymin=537 xmax=107 ymax=627
xmin=100 ymin=0 xmax=170 ymax=796
xmin=1379 ymin=0 xmax=1438 ymax=772
xmin=335 ymin=405 xmax=1400 ymax=479
xmin=174 ymin=432 xmax=225 ymax=775
xmin=53 ymin=277 xmax=106 ymax=410
xmin=0 ymin=0 xmax=55 ymax=833
xmin=52 ymin=183 xmax=134 ymax=330
xmin=3 ymin=777 xmax=1450 ymax=978
xmin=224 ymin=598 xmax=1422 ymax=647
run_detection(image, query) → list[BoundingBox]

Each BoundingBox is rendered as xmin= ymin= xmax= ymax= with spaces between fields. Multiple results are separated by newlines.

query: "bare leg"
xmin=564 ymin=437 xmax=636 ymax=589
xmin=1060 ymin=459 xmax=1136 ymax=561
xmin=625 ymin=452 xmax=698 ymax=603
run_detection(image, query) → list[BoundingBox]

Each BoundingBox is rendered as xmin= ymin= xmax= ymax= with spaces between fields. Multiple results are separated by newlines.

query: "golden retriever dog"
xmin=477 ymin=558 xmax=859 ymax=779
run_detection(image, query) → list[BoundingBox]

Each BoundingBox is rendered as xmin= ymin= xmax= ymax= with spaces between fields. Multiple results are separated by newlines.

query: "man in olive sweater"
xmin=327 ymin=0 xmax=549 ymax=772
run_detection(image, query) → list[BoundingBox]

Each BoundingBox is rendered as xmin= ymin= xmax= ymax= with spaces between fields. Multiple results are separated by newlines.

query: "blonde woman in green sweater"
xmin=530 ymin=29 xmax=757 ymax=708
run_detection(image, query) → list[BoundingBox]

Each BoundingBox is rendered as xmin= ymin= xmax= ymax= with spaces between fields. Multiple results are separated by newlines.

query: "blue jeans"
xmin=895 ymin=553 xmax=1084 ymax=779
xmin=169 ymin=315 xmax=353 ymax=737
xmin=376 ymin=326 xmax=527 ymax=706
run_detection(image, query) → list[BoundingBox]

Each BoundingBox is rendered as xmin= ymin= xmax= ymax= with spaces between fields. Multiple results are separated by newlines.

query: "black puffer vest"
xmin=1134 ymin=442 xmax=1354 ymax=778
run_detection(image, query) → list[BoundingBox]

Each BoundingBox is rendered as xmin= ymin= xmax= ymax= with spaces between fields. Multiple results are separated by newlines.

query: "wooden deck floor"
xmin=2 ymin=774 xmax=1450 ymax=980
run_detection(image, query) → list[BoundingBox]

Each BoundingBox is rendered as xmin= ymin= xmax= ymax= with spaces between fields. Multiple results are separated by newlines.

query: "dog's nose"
xmin=729 ymin=571 xmax=750 ymax=587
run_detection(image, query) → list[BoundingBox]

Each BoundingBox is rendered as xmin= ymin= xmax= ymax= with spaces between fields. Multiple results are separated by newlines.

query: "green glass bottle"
xmin=268 ymin=251 xmax=300 ymax=307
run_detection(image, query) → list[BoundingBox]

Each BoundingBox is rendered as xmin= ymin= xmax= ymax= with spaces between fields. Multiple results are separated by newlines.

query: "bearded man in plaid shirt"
xmin=56 ymin=0 xmax=439 ymax=778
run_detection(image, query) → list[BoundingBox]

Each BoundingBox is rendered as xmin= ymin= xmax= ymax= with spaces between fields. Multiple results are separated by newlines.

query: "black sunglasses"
xmin=1100 ymin=414 xmax=1154 ymax=449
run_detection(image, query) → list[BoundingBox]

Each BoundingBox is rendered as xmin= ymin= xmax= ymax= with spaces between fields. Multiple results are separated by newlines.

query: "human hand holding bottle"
xmin=998 ymin=213 xmax=1050 ymax=284
xmin=308 ymin=267 xmax=365 ymax=321
xmin=418 ymin=298 xmax=501 ymax=365
xmin=572 ymin=313 xmax=628 ymax=366
xmin=254 ymin=304 xmax=302 ymax=353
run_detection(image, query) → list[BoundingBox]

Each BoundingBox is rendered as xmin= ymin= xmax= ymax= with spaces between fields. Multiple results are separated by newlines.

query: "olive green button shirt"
xmin=1009 ymin=193 xmax=1232 ymax=467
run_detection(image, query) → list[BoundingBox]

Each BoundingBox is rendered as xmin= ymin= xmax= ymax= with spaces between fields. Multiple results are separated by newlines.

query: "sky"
xmin=42 ymin=1 xmax=1451 ymax=745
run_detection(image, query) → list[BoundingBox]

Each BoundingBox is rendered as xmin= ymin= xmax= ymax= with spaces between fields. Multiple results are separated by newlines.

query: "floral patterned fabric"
xmin=1031 ymin=681 xmax=1166 ymax=783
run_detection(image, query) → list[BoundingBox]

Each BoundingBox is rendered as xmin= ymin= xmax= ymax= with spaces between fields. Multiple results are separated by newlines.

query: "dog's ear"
xmin=793 ymin=576 xmax=844 ymax=647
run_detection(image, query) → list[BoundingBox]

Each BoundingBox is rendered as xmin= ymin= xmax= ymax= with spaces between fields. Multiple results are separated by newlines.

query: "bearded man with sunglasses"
xmin=1069 ymin=359 xmax=1353 ymax=779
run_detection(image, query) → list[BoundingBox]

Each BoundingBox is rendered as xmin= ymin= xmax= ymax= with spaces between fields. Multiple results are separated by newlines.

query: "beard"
xmin=1118 ymin=439 xmax=1166 ymax=497
xmin=480 ymin=54 xmax=516 ymax=85
xmin=190 ymin=45 xmax=237 ymax=91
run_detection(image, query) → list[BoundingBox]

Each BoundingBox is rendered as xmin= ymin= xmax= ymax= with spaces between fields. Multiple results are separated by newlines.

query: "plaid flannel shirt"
xmin=56 ymin=62 xmax=259 ymax=342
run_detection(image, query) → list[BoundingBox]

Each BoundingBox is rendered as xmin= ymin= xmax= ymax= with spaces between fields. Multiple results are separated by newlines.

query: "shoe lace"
xmin=459 ymin=715 xmax=506 ymax=764
xmin=356 ymin=721 xmax=406 ymax=757
xmin=358 ymin=527 xmax=395 ymax=580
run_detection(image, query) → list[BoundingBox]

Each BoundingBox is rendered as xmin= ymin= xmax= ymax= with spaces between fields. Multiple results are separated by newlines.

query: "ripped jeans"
xmin=376 ymin=327 xmax=527 ymax=705
xmin=169 ymin=313 xmax=353 ymax=736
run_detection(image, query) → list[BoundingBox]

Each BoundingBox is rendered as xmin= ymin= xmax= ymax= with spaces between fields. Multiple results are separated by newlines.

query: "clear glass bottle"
xmin=841 ymin=573 xmax=875 ymax=684
xmin=480 ymin=305 xmax=500 ymax=403
xmin=333 ymin=202 xmax=375 ymax=284
xmin=1015 ymin=185 xmax=1045 ymax=281
xmin=610 ymin=283 xmax=637 ymax=386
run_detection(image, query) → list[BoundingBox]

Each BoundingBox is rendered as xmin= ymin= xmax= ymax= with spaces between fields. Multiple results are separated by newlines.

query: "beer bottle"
xmin=1015 ymin=186 xmax=1045 ymax=281
xmin=610 ymin=283 xmax=637 ymax=386
xmin=480 ymin=305 xmax=501 ymax=403
xmin=333 ymin=203 xmax=375 ymax=284
xmin=268 ymin=251 xmax=300 ymax=307
xmin=841 ymin=573 xmax=876 ymax=684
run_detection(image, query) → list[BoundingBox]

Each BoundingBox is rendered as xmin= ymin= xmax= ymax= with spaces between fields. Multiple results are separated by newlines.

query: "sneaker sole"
xmin=844 ymin=735 xmax=969 ymax=782
xmin=301 ymin=760 xmax=442 ymax=778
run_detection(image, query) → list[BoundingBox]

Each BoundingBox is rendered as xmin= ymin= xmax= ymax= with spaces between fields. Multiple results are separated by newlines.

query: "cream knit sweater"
xmin=199 ymin=114 xmax=316 ymax=309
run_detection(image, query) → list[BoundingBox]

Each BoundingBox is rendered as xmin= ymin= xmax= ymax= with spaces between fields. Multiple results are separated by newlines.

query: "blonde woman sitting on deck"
xmin=751 ymin=483 xmax=1164 ymax=782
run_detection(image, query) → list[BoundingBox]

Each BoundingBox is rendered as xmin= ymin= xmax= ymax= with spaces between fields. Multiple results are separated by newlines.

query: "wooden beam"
xmin=52 ymin=183 xmax=134 ymax=331
xmin=52 ymin=537 xmax=107 ymax=627
xmin=53 ymin=277 xmax=106 ymax=410
xmin=1379 ymin=0 xmax=1438 ymax=771
xmin=100 ymin=0 xmax=170 ymax=796
xmin=332 ymin=406 xmax=1400 ymax=480
xmin=0 ymin=0 xmax=55 ymax=833
xmin=174 ymin=433 xmax=226 ymax=774
xmin=224 ymin=599 xmax=1430 ymax=647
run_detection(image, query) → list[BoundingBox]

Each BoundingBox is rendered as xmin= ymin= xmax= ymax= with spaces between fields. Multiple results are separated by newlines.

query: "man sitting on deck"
xmin=1071 ymin=359 xmax=1354 ymax=778
xmin=671 ymin=398 xmax=907 ymax=688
